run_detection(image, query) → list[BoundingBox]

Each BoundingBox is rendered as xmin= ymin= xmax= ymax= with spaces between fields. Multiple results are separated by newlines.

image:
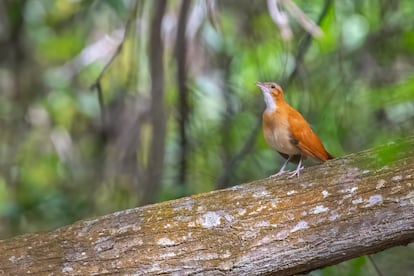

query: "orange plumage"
xmin=256 ymin=82 xmax=333 ymax=177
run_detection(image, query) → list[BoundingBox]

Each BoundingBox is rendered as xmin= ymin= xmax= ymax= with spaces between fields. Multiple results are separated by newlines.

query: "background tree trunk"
xmin=175 ymin=0 xmax=191 ymax=189
xmin=143 ymin=0 xmax=167 ymax=205
xmin=0 ymin=137 xmax=413 ymax=275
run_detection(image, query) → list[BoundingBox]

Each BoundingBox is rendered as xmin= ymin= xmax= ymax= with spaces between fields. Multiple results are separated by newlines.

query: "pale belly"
xmin=264 ymin=127 xmax=301 ymax=155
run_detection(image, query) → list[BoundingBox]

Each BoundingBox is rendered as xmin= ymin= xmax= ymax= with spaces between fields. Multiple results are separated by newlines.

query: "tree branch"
xmin=1 ymin=136 xmax=414 ymax=275
xmin=216 ymin=117 xmax=261 ymax=189
xmin=285 ymin=0 xmax=332 ymax=86
xmin=89 ymin=1 xmax=139 ymax=127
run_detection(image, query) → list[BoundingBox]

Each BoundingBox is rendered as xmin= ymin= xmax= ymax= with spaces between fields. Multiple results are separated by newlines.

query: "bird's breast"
xmin=263 ymin=111 xmax=301 ymax=155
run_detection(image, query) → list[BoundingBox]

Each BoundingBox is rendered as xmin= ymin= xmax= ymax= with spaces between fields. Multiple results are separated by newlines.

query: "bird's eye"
xmin=270 ymin=84 xmax=275 ymax=89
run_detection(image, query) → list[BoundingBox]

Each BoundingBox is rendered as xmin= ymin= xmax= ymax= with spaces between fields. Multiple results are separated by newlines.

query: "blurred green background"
xmin=0 ymin=0 xmax=413 ymax=274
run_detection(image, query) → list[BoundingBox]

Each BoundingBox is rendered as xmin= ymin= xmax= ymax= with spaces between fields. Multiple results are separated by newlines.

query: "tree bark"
xmin=1 ymin=137 xmax=414 ymax=275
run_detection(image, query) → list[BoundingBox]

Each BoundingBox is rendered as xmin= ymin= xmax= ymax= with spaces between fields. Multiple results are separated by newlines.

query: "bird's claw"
xmin=269 ymin=170 xmax=290 ymax=178
xmin=288 ymin=171 xmax=300 ymax=178
xmin=287 ymin=165 xmax=304 ymax=178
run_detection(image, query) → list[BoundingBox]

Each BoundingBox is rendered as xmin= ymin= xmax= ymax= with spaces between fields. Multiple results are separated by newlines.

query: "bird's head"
xmin=256 ymin=82 xmax=284 ymax=112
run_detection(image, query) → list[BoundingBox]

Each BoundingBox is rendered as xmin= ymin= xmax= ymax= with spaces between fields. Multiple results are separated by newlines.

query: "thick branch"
xmin=1 ymin=137 xmax=414 ymax=275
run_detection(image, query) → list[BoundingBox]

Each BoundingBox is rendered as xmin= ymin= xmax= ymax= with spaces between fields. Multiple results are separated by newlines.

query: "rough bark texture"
xmin=1 ymin=137 xmax=414 ymax=275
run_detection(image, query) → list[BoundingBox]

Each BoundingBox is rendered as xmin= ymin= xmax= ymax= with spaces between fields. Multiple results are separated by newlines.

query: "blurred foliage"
xmin=0 ymin=0 xmax=413 ymax=274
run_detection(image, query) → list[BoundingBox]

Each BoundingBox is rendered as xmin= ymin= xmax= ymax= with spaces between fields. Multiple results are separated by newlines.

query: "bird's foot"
xmin=269 ymin=169 xmax=290 ymax=178
xmin=288 ymin=165 xmax=304 ymax=178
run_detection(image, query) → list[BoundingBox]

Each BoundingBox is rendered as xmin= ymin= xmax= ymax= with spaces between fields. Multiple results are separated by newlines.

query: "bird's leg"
xmin=288 ymin=157 xmax=303 ymax=178
xmin=270 ymin=155 xmax=292 ymax=178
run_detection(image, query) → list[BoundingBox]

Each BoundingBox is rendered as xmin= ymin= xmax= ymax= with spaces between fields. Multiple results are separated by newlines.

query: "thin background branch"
xmin=267 ymin=0 xmax=323 ymax=41
xmin=89 ymin=1 xmax=139 ymax=128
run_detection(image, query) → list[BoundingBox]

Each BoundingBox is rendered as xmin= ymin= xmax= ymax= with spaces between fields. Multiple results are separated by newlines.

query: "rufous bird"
xmin=256 ymin=82 xmax=333 ymax=177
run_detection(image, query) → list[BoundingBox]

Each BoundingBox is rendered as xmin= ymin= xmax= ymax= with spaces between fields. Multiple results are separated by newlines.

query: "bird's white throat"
xmin=263 ymin=92 xmax=277 ymax=113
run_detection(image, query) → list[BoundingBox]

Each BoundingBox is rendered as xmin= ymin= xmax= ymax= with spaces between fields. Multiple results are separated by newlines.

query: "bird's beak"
xmin=256 ymin=82 xmax=268 ymax=92
xmin=256 ymin=82 xmax=264 ymax=88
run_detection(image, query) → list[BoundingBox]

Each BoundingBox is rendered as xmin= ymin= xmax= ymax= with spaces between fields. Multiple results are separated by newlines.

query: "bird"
xmin=256 ymin=82 xmax=333 ymax=177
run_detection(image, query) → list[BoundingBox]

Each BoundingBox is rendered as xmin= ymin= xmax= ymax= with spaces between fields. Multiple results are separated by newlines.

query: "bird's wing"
xmin=287 ymin=108 xmax=332 ymax=162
